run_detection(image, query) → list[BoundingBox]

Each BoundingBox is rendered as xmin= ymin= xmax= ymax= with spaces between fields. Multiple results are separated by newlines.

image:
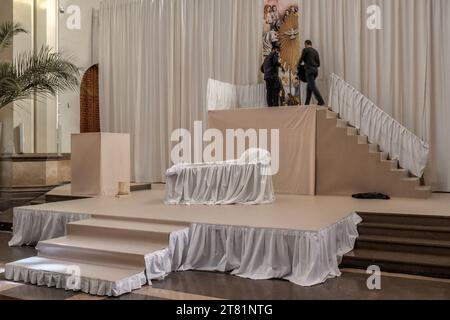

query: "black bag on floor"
xmin=352 ymin=193 xmax=391 ymax=200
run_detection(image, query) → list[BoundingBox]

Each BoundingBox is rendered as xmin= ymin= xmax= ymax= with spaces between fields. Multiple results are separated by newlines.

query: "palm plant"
xmin=0 ymin=22 xmax=80 ymax=109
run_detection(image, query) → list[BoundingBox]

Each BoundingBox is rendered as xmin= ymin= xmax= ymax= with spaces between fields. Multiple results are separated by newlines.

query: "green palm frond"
xmin=0 ymin=46 xmax=81 ymax=108
xmin=0 ymin=22 xmax=27 ymax=52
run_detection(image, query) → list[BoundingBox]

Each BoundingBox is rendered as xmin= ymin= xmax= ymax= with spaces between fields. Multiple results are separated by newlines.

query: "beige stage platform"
xmin=22 ymin=189 xmax=450 ymax=232
xmin=209 ymin=107 xmax=431 ymax=199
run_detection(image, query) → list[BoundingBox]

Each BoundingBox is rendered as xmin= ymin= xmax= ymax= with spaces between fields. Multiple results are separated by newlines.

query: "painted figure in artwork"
xmin=263 ymin=0 xmax=301 ymax=104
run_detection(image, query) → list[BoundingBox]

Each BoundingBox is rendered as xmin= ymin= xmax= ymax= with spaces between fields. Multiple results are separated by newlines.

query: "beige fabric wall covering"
xmin=208 ymin=107 xmax=317 ymax=195
xmin=99 ymin=0 xmax=264 ymax=183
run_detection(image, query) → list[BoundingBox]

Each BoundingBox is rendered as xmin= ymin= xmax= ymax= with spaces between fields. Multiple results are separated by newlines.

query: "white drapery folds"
xmin=429 ymin=0 xmax=450 ymax=192
xmin=165 ymin=149 xmax=275 ymax=205
xmin=9 ymin=208 xmax=91 ymax=247
xmin=99 ymin=0 xmax=263 ymax=183
xmin=207 ymin=79 xmax=267 ymax=111
xmin=300 ymin=0 xmax=450 ymax=191
xmin=145 ymin=214 xmax=362 ymax=287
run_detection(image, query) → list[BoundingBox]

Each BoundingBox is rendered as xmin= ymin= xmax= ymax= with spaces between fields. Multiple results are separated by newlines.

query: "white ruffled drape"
xmin=207 ymin=79 xmax=267 ymax=111
xmin=165 ymin=162 xmax=275 ymax=205
xmin=145 ymin=228 xmax=190 ymax=281
xmin=145 ymin=213 xmax=362 ymax=287
xmin=165 ymin=149 xmax=275 ymax=205
xmin=329 ymin=74 xmax=429 ymax=178
xmin=8 ymin=208 xmax=91 ymax=247
xmin=5 ymin=257 xmax=147 ymax=297
xmin=8 ymin=207 xmax=361 ymax=289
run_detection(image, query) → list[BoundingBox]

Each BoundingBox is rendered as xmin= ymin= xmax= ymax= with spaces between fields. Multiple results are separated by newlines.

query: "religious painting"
xmin=263 ymin=0 xmax=300 ymax=103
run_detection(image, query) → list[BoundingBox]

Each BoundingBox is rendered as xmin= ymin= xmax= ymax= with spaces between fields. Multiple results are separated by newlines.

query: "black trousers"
xmin=265 ymin=78 xmax=281 ymax=107
xmin=305 ymin=68 xmax=325 ymax=106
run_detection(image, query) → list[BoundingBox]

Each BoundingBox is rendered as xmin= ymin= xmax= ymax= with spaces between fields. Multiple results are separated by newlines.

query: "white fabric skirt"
xmin=165 ymin=162 xmax=275 ymax=205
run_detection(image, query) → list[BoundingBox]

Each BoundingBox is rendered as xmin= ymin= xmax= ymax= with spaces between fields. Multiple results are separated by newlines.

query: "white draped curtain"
xmin=100 ymin=0 xmax=450 ymax=191
xmin=429 ymin=0 xmax=450 ymax=192
xmin=299 ymin=0 xmax=450 ymax=191
xmin=99 ymin=0 xmax=263 ymax=182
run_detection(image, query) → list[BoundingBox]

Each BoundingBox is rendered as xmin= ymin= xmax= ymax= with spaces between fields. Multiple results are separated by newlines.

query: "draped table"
xmin=165 ymin=150 xmax=275 ymax=205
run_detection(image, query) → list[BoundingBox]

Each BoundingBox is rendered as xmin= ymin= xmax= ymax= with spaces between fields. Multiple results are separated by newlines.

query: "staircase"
xmin=341 ymin=212 xmax=450 ymax=279
xmin=316 ymin=109 xmax=432 ymax=199
xmin=5 ymin=216 xmax=189 ymax=296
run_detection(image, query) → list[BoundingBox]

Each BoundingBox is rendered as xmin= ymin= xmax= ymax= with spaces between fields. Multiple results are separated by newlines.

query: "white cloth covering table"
xmin=165 ymin=149 xmax=275 ymax=205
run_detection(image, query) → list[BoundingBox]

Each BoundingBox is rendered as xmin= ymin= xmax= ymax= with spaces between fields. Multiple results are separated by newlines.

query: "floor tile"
xmin=66 ymin=293 xmax=107 ymax=300
xmin=0 ymin=233 xmax=36 ymax=262
xmin=135 ymin=286 xmax=223 ymax=300
xmin=110 ymin=293 xmax=167 ymax=300
xmin=0 ymin=284 xmax=78 ymax=300
xmin=152 ymin=270 xmax=450 ymax=300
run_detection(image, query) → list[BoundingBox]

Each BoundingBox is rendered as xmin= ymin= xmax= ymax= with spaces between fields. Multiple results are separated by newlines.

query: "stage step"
xmin=342 ymin=212 xmax=450 ymax=278
xmin=130 ymin=182 xmax=153 ymax=192
xmin=358 ymin=222 xmax=450 ymax=241
xmin=6 ymin=216 xmax=188 ymax=296
xmin=341 ymin=249 xmax=450 ymax=279
xmin=326 ymin=110 xmax=338 ymax=119
xmin=355 ymin=235 xmax=450 ymax=256
xmin=336 ymin=119 xmax=349 ymax=128
xmin=357 ymin=212 xmax=450 ymax=227
xmin=357 ymin=135 xmax=368 ymax=144
xmin=37 ymin=235 xmax=168 ymax=269
xmin=4 ymin=257 xmax=146 ymax=296
xmin=67 ymin=217 xmax=188 ymax=242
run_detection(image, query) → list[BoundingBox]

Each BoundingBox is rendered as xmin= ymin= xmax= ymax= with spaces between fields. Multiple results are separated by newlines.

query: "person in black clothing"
xmin=261 ymin=44 xmax=284 ymax=107
xmin=298 ymin=40 xmax=325 ymax=106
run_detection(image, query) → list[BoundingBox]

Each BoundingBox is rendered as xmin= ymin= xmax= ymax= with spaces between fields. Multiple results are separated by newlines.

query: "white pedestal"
xmin=71 ymin=133 xmax=130 ymax=196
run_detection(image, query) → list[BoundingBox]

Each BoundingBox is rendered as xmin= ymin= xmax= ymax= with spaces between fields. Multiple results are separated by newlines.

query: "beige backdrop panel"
xmin=208 ymin=107 xmax=316 ymax=195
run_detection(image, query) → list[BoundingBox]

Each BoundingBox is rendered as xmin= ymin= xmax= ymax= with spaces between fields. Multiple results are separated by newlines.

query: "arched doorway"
xmin=80 ymin=64 xmax=100 ymax=133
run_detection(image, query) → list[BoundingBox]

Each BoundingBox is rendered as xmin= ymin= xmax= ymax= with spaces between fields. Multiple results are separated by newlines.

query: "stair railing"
xmin=328 ymin=73 xmax=429 ymax=178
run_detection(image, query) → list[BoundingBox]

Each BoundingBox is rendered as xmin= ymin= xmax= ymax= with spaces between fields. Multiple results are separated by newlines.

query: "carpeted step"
xmin=341 ymin=249 xmax=450 ymax=278
xmin=36 ymin=235 xmax=168 ymax=269
xmin=416 ymin=186 xmax=432 ymax=197
xmin=67 ymin=217 xmax=188 ymax=242
xmin=358 ymin=212 xmax=450 ymax=227
xmin=130 ymin=183 xmax=152 ymax=192
xmin=355 ymin=234 xmax=450 ymax=256
xmin=357 ymin=135 xmax=369 ymax=144
xmin=347 ymin=127 xmax=358 ymax=136
xmin=4 ymin=257 xmax=146 ymax=297
xmin=380 ymin=159 xmax=399 ymax=170
xmin=326 ymin=110 xmax=338 ymax=119
xmin=336 ymin=119 xmax=349 ymax=128
xmin=358 ymin=222 xmax=450 ymax=241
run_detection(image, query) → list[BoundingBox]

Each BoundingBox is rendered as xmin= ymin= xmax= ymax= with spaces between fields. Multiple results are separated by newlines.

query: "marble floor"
xmin=0 ymin=232 xmax=449 ymax=300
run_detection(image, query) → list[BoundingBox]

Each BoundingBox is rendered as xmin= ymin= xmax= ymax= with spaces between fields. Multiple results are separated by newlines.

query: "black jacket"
xmin=261 ymin=51 xmax=282 ymax=80
xmin=299 ymin=47 xmax=321 ymax=71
